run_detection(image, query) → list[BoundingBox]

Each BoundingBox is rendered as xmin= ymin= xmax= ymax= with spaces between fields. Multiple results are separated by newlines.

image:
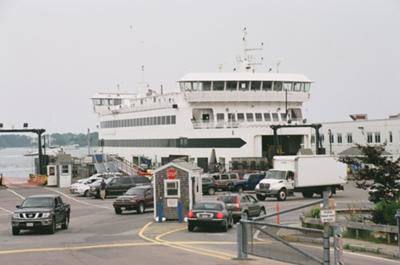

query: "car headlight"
xmin=255 ymin=184 xmax=260 ymax=190
xmin=12 ymin=213 xmax=20 ymax=219
xmin=42 ymin=212 xmax=51 ymax=218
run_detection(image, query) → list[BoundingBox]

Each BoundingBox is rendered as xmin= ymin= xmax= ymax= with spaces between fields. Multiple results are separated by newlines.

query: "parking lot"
xmin=0 ymin=183 xmax=396 ymax=265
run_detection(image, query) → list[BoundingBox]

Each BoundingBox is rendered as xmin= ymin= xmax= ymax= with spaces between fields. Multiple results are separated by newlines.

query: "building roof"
xmin=179 ymin=72 xmax=312 ymax=82
xmin=154 ymin=159 xmax=203 ymax=174
xmin=338 ymin=146 xmax=392 ymax=156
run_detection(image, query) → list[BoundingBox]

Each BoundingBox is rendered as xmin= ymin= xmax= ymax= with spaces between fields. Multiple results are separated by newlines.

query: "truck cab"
xmin=255 ymin=170 xmax=294 ymax=201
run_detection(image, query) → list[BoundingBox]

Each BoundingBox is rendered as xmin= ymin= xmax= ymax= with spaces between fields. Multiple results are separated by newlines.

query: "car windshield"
xmin=125 ymin=188 xmax=145 ymax=196
xmin=21 ymin=197 xmax=54 ymax=208
xmin=265 ymin=170 xmax=286 ymax=180
xmin=218 ymin=196 xmax=238 ymax=203
xmin=193 ymin=202 xmax=223 ymax=211
xmin=243 ymin=174 xmax=251 ymax=180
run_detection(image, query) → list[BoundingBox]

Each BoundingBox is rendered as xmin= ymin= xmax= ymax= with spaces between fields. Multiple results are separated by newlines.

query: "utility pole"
xmin=322 ymin=190 xmax=330 ymax=265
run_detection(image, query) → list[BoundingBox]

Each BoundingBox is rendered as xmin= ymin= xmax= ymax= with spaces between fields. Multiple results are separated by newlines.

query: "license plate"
xmin=120 ymin=207 xmax=126 ymax=210
xmin=199 ymin=213 xmax=211 ymax=219
xmin=26 ymin=223 xmax=34 ymax=227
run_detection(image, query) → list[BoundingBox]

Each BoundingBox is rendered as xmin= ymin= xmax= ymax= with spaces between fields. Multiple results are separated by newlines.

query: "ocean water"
xmin=0 ymin=147 xmax=92 ymax=179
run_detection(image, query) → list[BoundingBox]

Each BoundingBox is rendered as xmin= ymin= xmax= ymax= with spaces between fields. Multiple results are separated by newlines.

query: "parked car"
xmin=217 ymin=193 xmax=266 ymax=223
xmin=113 ymin=185 xmax=153 ymax=214
xmin=69 ymin=172 xmax=121 ymax=194
xmin=89 ymin=175 xmax=151 ymax=198
xmin=202 ymin=176 xmax=218 ymax=195
xmin=207 ymin=172 xmax=240 ymax=191
xmin=187 ymin=201 xmax=233 ymax=232
xmin=11 ymin=194 xmax=70 ymax=235
xmin=70 ymin=177 xmax=102 ymax=196
xmin=234 ymin=172 xmax=266 ymax=192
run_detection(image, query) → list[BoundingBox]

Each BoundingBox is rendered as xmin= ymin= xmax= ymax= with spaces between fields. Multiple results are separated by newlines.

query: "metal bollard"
xmin=236 ymin=212 xmax=248 ymax=260
xmin=333 ymin=225 xmax=344 ymax=265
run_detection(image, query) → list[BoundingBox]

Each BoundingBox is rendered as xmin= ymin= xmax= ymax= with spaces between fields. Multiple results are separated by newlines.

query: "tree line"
xmin=0 ymin=132 xmax=99 ymax=148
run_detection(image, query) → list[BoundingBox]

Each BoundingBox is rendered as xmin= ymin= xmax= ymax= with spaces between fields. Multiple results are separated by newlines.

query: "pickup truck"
xmin=11 ymin=194 xmax=70 ymax=235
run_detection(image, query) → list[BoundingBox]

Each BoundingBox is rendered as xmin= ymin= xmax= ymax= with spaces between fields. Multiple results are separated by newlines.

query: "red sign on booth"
xmin=167 ymin=167 xmax=177 ymax=179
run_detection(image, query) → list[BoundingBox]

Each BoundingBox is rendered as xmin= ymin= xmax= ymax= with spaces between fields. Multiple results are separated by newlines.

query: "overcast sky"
xmin=1 ymin=0 xmax=399 ymax=133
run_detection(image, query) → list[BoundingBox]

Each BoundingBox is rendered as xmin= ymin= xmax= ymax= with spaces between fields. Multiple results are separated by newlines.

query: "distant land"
xmin=0 ymin=132 xmax=99 ymax=148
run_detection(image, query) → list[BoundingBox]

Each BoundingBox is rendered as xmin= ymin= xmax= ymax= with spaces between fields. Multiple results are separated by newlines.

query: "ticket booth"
xmin=153 ymin=160 xmax=203 ymax=222
xmin=46 ymin=164 xmax=72 ymax=188
xmin=46 ymin=165 xmax=58 ymax=186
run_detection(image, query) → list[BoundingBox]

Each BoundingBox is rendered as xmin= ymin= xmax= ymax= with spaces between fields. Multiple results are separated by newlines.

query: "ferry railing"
xmin=108 ymin=155 xmax=142 ymax=176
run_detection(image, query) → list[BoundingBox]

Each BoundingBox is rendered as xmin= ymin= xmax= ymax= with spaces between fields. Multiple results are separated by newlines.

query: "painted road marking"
xmin=6 ymin=188 xmax=25 ymax=200
xmin=138 ymin=222 xmax=232 ymax=261
xmin=0 ymin=242 xmax=155 ymax=255
xmin=44 ymin=187 xmax=112 ymax=210
xmin=0 ymin=206 xmax=13 ymax=214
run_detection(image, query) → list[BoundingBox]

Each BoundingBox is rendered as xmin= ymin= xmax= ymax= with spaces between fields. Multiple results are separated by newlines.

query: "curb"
xmin=286 ymin=236 xmax=400 ymax=259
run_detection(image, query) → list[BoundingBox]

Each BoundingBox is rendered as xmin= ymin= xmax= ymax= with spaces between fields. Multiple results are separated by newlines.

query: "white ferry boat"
xmin=92 ymin=30 xmax=314 ymax=171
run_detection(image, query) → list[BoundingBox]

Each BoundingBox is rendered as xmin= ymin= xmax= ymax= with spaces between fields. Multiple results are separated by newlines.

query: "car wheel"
xmin=137 ymin=202 xmax=145 ymax=214
xmin=237 ymin=186 xmax=244 ymax=193
xmin=222 ymin=220 xmax=228 ymax=232
xmin=259 ymin=207 xmax=266 ymax=216
xmin=61 ymin=215 xmax=69 ymax=229
xmin=256 ymin=194 xmax=266 ymax=201
xmin=115 ymin=208 xmax=122 ymax=215
xmin=12 ymin=227 xmax=20 ymax=236
xmin=48 ymin=218 xmax=56 ymax=234
xmin=277 ymin=189 xmax=287 ymax=201
xmin=84 ymin=190 xmax=89 ymax=197
xmin=188 ymin=223 xmax=195 ymax=232
xmin=208 ymin=187 xmax=215 ymax=195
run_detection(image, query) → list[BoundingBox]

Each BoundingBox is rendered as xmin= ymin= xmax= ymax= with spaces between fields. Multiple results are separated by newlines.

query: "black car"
xmin=11 ymin=194 xmax=70 ymax=235
xmin=187 ymin=201 xmax=233 ymax=232
xmin=234 ymin=172 xmax=265 ymax=192
xmin=202 ymin=176 xmax=217 ymax=195
xmin=218 ymin=194 xmax=266 ymax=223
xmin=113 ymin=185 xmax=154 ymax=214
xmin=89 ymin=175 xmax=151 ymax=198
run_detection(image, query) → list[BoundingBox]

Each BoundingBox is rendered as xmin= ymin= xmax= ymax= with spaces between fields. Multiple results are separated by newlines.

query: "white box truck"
xmin=255 ymin=155 xmax=347 ymax=201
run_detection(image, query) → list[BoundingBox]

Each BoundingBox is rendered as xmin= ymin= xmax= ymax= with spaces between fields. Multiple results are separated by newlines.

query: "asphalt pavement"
xmin=0 ymin=182 xmax=397 ymax=265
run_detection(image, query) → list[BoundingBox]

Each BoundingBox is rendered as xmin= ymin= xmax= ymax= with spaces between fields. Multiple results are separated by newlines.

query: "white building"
xmin=312 ymin=114 xmax=400 ymax=157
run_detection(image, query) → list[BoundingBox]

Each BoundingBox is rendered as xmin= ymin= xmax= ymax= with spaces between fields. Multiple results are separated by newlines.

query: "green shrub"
xmin=309 ymin=207 xmax=320 ymax=218
xmin=373 ymin=200 xmax=400 ymax=225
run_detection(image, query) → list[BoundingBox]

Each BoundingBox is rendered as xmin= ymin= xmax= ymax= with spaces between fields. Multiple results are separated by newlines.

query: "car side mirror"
xmin=16 ymin=205 xmax=21 ymax=209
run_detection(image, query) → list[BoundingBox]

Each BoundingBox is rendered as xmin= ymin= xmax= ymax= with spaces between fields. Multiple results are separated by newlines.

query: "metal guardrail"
xmin=237 ymin=199 xmax=327 ymax=265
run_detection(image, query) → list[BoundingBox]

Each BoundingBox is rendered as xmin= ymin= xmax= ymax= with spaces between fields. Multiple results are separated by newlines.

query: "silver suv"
xmin=208 ymin=172 xmax=240 ymax=191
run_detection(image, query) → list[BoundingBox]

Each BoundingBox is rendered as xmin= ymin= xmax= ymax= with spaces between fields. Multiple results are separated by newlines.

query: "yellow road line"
xmin=139 ymin=222 xmax=233 ymax=260
xmin=0 ymin=242 xmax=155 ymax=255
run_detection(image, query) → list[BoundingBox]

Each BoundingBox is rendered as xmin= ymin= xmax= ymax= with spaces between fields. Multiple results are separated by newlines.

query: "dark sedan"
xmin=187 ymin=201 xmax=233 ymax=232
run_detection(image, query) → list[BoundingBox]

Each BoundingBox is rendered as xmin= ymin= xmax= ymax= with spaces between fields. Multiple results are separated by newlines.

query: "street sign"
xmin=320 ymin=209 xmax=336 ymax=223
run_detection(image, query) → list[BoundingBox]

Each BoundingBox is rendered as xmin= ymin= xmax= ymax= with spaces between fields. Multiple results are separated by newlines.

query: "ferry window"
xmin=213 ymin=81 xmax=224 ymax=91
xmin=179 ymin=83 xmax=185 ymax=91
xmin=216 ymin=113 xmax=224 ymax=121
xmin=280 ymin=113 xmax=287 ymax=121
xmin=293 ymin=82 xmax=302 ymax=91
xmin=113 ymin=99 xmax=122 ymax=105
xmin=272 ymin=113 xmax=279 ymax=121
xmin=166 ymin=116 xmax=171 ymax=124
xmin=273 ymin=82 xmax=283 ymax=91
xmin=162 ymin=116 xmax=166 ymax=124
xmin=226 ymin=81 xmax=238 ymax=91
xmin=200 ymin=81 xmax=211 ymax=91
xmin=264 ymin=113 xmax=271 ymax=121
xmin=246 ymin=113 xmax=254 ymax=122
xmin=311 ymin=135 xmax=315 ymax=144
xmin=347 ymin=133 xmax=353 ymax=143
xmin=283 ymin=82 xmax=292 ymax=91
xmin=255 ymin=113 xmax=262 ymax=121
xmin=375 ymin=132 xmax=381 ymax=143
xmin=329 ymin=133 xmax=334 ymax=143
xmin=140 ymin=99 xmax=143 ymax=105
xmin=157 ymin=117 xmax=161 ymax=125
xmin=171 ymin=115 xmax=176 ymax=124
xmin=304 ymin=83 xmax=311 ymax=92
xmin=239 ymin=81 xmax=249 ymax=91
xmin=262 ymin=81 xmax=272 ymax=91
xmin=93 ymin=99 xmax=101 ymax=105
xmin=337 ymin=133 xmax=342 ymax=144
xmin=184 ymin=82 xmax=192 ymax=91
xmin=228 ymin=113 xmax=236 ymax=122
xmin=250 ymin=81 xmax=261 ymax=91
xmin=237 ymin=113 xmax=245 ymax=121
xmin=192 ymin=82 xmax=200 ymax=91
xmin=389 ymin=131 xmax=393 ymax=143
xmin=134 ymin=119 xmax=138 ymax=126
xmin=367 ymin=132 xmax=373 ymax=143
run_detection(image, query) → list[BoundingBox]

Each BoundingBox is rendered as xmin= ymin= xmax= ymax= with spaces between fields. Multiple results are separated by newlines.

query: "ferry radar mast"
xmin=237 ymin=27 xmax=264 ymax=72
